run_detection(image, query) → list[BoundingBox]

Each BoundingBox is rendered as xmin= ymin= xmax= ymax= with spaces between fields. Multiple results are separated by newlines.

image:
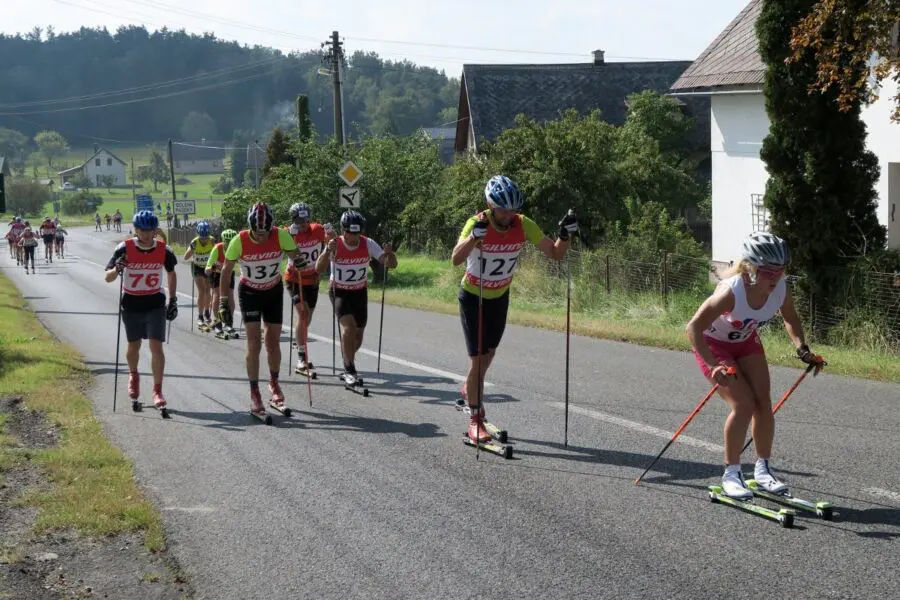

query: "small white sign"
xmin=339 ymin=187 xmax=362 ymax=208
xmin=173 ymin=199 xmax=196 ymax=215
xmin=338 ymin=161 xmax=363 ymax=186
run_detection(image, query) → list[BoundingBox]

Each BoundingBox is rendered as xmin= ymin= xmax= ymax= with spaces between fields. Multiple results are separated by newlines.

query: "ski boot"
xmin=455 ymin=387 xmax=507 ymax=443
xmin=341 ymin=370 xmax=369 ymax=396
xmin=250 ymin=388 xmax=272 ymax=424
xmin=466 ymin=407 xmax=492 ymax=444
xmin=721 ymin=467 xmax=753 ymax=501
xmin=268 ymin=381 xmax=291 ymax=417
xmin=462 ymin=405 xmax=513 ymax=458
xmin=213 ymin=321 xmax=229 ymax=339
xmin=152 ymin=386 xmax=170 ymax=419
xmin=753 ymin=459 xmax=789 ymax=495
xmin=129 ymin=372 xmax=141 ymax=412
xmin=294 ymin=355 xmax=317 ymax=379
xmin=198 ymin=318 xmax=211 ymax=333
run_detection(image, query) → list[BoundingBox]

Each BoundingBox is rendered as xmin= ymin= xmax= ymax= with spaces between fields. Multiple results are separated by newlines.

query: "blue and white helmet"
xmin=196 ymin=221 xmax=211 ymax=237
xmin=484 ymin=175 xmax=525 ymax=211
xmin=289 ymin=203 xmax=311 ymax=221
xmin=132 ymin=210 xmax=158 ymax=231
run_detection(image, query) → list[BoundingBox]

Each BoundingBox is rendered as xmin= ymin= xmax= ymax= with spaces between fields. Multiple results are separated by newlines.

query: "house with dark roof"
xmin=671 ymin=0 xmax=900 ymax=262
xmin=171 ymin=142 xmax=226 ymax=174
xmin=57 ymin=147 xmax=127 ymax=188
xmin=454 ymin=51 xmax=710 ymax=156
xmin=419 ymin=127 xmax=457 ymax=164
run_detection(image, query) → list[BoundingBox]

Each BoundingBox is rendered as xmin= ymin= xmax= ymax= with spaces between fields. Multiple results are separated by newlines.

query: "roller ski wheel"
xmin=269 ymin=402 xmax=292 ymax=418
xmin=214 ymin=328 xmax=231 ymax=340
xmin=250 ymin=409 xmax=273 ymax=425
xmin=454 ymin=398 xmax=508 ymax=443
xmin=341 ymin=372 xmax=369 ymax=397
xmin=708 ymin=485 xmax=795 ymax=528
xmin=198 ymin=321 xmax=212 ymax=333
xmin=746 ymin=479 xmax=834 ymax=520
xmin=131 ymin=400 xmax=142 ymax=412
xmin=226 ymin=327 xmax=239 ymax=339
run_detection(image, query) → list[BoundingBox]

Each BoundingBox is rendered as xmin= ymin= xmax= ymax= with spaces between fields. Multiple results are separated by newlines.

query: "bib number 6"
xmin=129 ymin=272 xmax=160 ymax=289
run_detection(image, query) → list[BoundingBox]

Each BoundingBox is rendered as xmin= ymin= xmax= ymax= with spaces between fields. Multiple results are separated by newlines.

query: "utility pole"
xmin=167 ymin=139 xmax=178 ymax=230
xmin=130 ymin=158 xmax=136 ymax=215
xmin=253 ymin=141 xmax=260 ymax=188
xmin=322 ymin=30 xmax=345 ymax=145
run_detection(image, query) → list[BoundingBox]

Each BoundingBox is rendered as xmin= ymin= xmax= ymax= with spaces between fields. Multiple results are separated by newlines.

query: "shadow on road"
xmin=36 ymin=310 xmax=119 ymax=316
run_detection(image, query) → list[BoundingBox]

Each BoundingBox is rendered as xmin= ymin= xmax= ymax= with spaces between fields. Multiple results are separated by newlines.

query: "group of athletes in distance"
xmin=5 ymin=215 xmax=69 ymax=273
xmin=86 ymin=172 xmax=824 ymax=499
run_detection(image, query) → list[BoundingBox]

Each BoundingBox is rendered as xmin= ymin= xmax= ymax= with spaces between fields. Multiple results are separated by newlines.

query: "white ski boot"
xmin=754 ymin=459 xmax=788 ymax=495
xmin=722 ymin=466 xmax=753 ymax=501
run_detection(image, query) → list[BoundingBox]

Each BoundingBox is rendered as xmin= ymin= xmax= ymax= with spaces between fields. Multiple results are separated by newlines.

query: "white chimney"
xmin=592 ymin=49 xmax=605 ymax=65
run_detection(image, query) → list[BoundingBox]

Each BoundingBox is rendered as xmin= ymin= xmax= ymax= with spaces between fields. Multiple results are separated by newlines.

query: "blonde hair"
xmin=721 ymin=259 xmax=762 ymax=281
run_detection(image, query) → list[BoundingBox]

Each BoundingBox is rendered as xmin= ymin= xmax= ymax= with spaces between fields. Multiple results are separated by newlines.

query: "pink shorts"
xmin=693 ymin=332 xmax=765 ymax=379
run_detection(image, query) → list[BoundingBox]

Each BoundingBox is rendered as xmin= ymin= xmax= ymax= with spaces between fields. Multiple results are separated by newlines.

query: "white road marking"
xmin=549 ymin=402 xmax=724 ymax=452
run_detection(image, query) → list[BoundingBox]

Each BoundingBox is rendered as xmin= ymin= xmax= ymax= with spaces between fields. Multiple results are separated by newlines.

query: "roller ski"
xmin=267 ymin=381 xmax=292 ymax=418
xmin=150 ymin=387 xmax=170 ymax=419
xmin=456 ymin=389 xmax=508 ymax=443
xmin=294 ymin=356 xmax=317 ymax=379
xmin=340 ymin=371 xmax=369 ymax=397
xmin=463 ymin=409 xmax=512 ymax=459
xmin=708 ymin=469 xmax=794 ymax=528
xmin=249 ymin=389 xmax=273 ymax=425
xmin=198 ymin=319 xmax=212 ymax=333
xmin=746 ymin=480 xmax=834 ymax=520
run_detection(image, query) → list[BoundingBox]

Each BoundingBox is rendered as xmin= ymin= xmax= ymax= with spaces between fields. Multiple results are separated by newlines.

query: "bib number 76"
xmin=129 ymin=273 xmax=160 ymax=289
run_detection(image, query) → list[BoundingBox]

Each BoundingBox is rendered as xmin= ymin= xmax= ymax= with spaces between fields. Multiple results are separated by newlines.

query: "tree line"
xmin=0 ymin=26 xmax=458 ymax=145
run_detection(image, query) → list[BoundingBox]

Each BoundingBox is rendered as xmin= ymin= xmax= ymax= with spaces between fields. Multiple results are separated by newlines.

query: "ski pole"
xmin=288 ymin=290 xmax=294 ymax=379
xmin=563 ymin=209 xmax=575 ymax=447
xmin=113 ymin=273 xmax=124 ymax=412
xmin=297 ymin=282 xmax=313 ymax=407
xmin=634 ymin=366 xmax=736 ymax=485
xmin=475 ymin=244 xmax=485 ymax=461
xmin=376 ymin=261 xmax=387 ymax=373
xmin=741 ymin=358 xmax=824 ymax=454
xmin=331 ymin=261 xmax=337 ymax=377
xmin=190 ymin=274 xmax=194 ymax=332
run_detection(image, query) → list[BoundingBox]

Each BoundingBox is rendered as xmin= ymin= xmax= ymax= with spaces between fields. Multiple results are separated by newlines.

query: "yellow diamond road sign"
xmin=338 ymin=161 xmax=362 ymax=186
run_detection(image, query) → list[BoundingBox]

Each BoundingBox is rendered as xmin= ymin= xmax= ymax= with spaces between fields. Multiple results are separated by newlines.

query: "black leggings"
xmin=24 ymin=246 xmax=36 ymax=263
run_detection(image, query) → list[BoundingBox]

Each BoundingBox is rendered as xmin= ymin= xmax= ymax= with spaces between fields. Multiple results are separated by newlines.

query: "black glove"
xmin=292 ymin=255 xmax=309 ymax=270
xmin=558 ymin=212 xmax=579 ymax=241
xmin=471 ymin=219 xmax=488 ymax=240
xmin=166 ymin=297 xmax=178 ymax=321
xmin=217 ymin=297 xmax=232 ymax=327
xmin=114 ymin=256 xmax=128 ymax=274
xmin=796 ymin=344 xmax=827 ymax=372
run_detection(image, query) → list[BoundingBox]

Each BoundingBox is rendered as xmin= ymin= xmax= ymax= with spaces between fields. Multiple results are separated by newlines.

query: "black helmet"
xmin=340 ymin=210 xmax=365 ymax=233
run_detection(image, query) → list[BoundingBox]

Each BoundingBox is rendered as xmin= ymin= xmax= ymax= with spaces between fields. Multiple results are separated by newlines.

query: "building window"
xmin=107 ymin=158 xmax=112 ymax=166
xmin=750 ymin=193 xmax=770 ymax=232
xmin=95 ymin=158 xmax=101 ymax=166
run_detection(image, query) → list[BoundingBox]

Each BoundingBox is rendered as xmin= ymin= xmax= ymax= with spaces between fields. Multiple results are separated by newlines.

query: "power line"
xmin=0 ymin=70 xmax=280 ymax=116
xmin=0 ymin=56 xmax=289 ymax=109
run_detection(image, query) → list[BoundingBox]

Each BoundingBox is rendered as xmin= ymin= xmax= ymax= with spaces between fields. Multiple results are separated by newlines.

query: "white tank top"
xmin=704 ymin=275 xmax=786 ymax=343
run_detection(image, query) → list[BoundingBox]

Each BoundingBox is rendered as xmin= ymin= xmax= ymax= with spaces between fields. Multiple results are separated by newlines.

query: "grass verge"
xmin=381 ymin=254 xmax=900 ymax=383
xmin=0 ymin=272 xmax=165 ymax=550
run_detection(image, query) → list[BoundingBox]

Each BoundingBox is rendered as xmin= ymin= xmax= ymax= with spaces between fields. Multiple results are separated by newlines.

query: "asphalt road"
xmin=3 ymin=226 xmax=898 ymax=600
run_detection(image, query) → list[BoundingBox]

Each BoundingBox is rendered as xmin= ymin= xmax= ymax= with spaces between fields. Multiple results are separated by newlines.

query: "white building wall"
xmin=710 ymin=93 xmax=771 ymax=263
xmin=710 ymin=83 xmax=900 ymax=262
xmin=84 ymin=150 xmax=126 ymax=186
xmin=862 ymin=78 xmax=900 ymax=249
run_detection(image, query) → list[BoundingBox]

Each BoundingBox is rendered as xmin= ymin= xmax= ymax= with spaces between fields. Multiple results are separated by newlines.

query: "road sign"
xmin=136 ymin=194 xmax=154 ymax=212
xmin=173 ymin=199 xmax=196 ymax=215
xmin=339 ymin=187 xmax=362 ymax=209
xmin=338 ymin=161 xmax=362 ymax=186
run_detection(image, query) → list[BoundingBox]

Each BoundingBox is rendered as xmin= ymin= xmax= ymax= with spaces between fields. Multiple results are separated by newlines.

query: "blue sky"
xmin=4 ymin=0 xmax=751 ymax=75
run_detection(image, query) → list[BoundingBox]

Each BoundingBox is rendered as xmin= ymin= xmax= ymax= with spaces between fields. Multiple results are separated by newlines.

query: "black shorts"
xmin=24 ymin=246 xmax=35 ymax=259
xmin=191 ymin=264 xmax=208 ymax=279
xmin=458 ymin=288 xmax=510 ymax=357
xmin=329 ymin=287 xmax=367 ymax=328
xmin=238 ymin=281 xmax=284 ymax=324
xmin=121 ymin=307 xmax=167 ymax=343
xmin=210 ymin=271 xmax=235 ymax=290
xmin=42 ymin=234 xmax=54 ymax=245
xmin=288 ymin=282 xmax=320 ymax=310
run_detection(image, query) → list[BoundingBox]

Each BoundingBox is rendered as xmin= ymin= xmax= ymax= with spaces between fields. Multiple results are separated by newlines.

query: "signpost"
xmin=338 ymin=161 xmax=362 ymax=187
xmin=339 ymin=187 xmax=361 ymax=208
xmin=173 ymin=199 xmax=195 ymax=215
xmin=337 ymin=161 xmax=363 ymax=209
xmin=136 ymin=194 xmax=154 ymax=212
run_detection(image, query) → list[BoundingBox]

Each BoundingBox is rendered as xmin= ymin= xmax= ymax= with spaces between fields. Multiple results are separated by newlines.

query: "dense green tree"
xmin=33 ymin=130 xmax=69 ymax=168
xmin=180 ymin=111 xmax=218 ymax=141
xmin=148 ymin=150 xmax=169 ymax=192
xmin=6 ymin=178 xmax=50 ymax=215
xmin=99 ymin=174 xmax=116 ymax=193
xmin=0 ymin=27 xmax=458 ymax=144
xmin=0 ymin=128 xmax=30 ymax=166
xmin=757 ymin=0 xmax=886 ymax=306
xmin=263 ymin=128 xmax=294 ymax=176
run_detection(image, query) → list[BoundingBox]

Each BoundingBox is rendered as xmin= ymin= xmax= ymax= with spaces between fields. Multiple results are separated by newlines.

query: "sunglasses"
xmin=757 ymin=266 xmax=785 ymax=279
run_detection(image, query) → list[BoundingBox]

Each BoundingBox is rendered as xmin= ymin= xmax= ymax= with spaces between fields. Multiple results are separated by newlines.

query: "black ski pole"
xmin=297 ymin=282 xmax=313 ymax=407
xmin=190 ymin=274 xmax=194 ymax=332
xmin=288 ymin=291 xmax=294 ymax=379
xmin=475 ymin=244 xmax=484 ymax=461
xmin=113 ymin=273 xmax=124 ymax=412
xmin=331 ymin=256 xmax=337 ymax=377
xmin=377 ymin=261 xmax=387 ymax=373
xmin=564 ymin=238 xmax=572 ymax=448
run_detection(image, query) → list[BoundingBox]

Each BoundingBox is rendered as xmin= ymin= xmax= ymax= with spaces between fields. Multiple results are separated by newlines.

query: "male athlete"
xmin=39 ymin=216 xmax=56 ymax=263
xmin=314 ymin=210 xmax=397 ymax=387
xmin=218 ymin=203 xmax=305 ymax=417
xmin=451 ymin=175 xmax=578 ymax=443
xmin=205 ymin=228 xmax=238 ymax=337
xmin=284 ymin=202 xmax=328 ymax=375
xmin=183 ymin=221 xmax=216 ymax=331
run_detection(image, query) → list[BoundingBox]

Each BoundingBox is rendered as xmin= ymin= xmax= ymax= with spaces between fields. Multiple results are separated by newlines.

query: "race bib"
xmin=239 ymin=256 xmax=283 ymax=289
xmin=124 ymin=266 xmax=163 ymax=295
xmin=465 ymin=250 xmax=522 ymax=289
xmin=332 ymin=261 xmax=368 ymax=290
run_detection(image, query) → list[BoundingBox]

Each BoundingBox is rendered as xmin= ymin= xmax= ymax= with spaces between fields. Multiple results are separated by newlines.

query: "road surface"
xmin=2 ymin=227 xmax=898 ymax=600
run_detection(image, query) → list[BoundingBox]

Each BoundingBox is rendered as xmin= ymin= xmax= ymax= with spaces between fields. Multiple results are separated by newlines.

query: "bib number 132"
xmin=243 ymin=264 xmax=280 ymax=280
